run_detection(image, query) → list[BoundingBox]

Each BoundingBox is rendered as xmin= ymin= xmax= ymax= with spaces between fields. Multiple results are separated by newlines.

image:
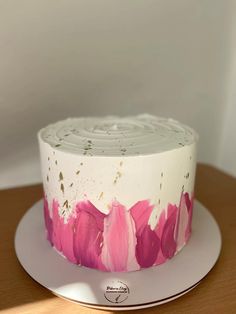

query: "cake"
xmin=38 ymin=114 xmax=198 ymax=272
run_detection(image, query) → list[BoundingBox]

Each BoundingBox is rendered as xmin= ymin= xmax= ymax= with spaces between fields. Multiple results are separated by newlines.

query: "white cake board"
xmin=14 ymin=200 xmax=221 ymax=311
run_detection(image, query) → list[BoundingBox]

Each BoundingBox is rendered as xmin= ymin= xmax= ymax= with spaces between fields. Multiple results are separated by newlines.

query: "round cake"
xmin=38 ymin=114 xmax=198 ymax=272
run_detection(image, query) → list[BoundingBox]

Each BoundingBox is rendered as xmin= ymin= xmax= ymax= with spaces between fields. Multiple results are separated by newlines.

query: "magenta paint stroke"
xmin=43 ymin=197 xmax=53 ymax=245
xmin=43 ymin=192 xmax=194 ymax=272
xmin=74 ymin=200 xmax=106 ymax=270
xmin=161 ymin=204 xmax=178 ymax=259
xmin=60 ymin=213 xmax=77 ymax=263
xmin=185 ymin=193 xmax=194 ymax=242
xmin=130 ymin=200 xmax=160 ymax=268
xmin=51 ymin=200 xmax=77 ymax=263
xmin=154 ymin=211 xmax=167 ymax=265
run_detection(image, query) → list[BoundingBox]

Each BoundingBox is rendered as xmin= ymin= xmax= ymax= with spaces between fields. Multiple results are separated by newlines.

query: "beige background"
xmin=0 ymin=0 xmax=235 ymax=188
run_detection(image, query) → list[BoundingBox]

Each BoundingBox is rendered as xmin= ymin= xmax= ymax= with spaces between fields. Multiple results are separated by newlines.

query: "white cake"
xmin=38 ymin=114 xmax=198 ymax=272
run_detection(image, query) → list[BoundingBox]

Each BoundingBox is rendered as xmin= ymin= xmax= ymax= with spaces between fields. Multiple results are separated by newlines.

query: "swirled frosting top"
xmin=38 ymin=114 xmax=198 ymax=156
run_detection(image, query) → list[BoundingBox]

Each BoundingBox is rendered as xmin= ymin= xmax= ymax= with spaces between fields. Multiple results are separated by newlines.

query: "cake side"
xmin=38 ymin=118 xmax=197 ymax=272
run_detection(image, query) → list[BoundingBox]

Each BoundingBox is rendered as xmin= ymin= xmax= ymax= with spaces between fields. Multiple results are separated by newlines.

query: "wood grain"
xmin=0 ymin=164 xmax=236 ymax=313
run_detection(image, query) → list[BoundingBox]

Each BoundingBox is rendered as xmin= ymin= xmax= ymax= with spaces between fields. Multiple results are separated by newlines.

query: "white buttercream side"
xmin=38 ymin=134 xmax=196 ymax=227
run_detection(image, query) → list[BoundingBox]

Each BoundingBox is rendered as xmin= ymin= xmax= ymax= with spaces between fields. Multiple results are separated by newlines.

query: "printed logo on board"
xmin=104 ymin=280 xmax=130 ymax=304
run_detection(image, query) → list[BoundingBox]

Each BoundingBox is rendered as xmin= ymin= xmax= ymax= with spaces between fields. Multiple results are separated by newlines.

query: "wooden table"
xmin=1 ymin=164 xmax=236 ymax=313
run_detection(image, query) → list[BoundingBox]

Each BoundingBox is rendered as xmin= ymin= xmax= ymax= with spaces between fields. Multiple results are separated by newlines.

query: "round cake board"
xmin=14 ymin=200 xmax=221 ymax=311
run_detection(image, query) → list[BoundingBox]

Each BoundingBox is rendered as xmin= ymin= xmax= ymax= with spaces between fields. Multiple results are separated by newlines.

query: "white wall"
xmin=219 ymin=99 xmax=236 ymax=175
xmin=218 ymin=1 xmax=236 ymax=176
xmin=0 ymin=0 xmax=235 ymax=188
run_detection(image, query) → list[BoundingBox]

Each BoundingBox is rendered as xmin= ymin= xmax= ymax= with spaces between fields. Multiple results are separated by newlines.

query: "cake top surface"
xmin=38 ymin=114 xmax=198 ymax=156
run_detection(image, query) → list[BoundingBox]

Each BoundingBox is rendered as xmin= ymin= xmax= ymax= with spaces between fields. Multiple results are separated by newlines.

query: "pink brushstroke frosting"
xmin=101 ymin=201 xmax=138 ymax=272
xmin=74 ymin=200 xmax=106 ymax=269
xmin=130 ymin=200 xmax=160 ymax=268
xmin=43 ymin=192 xmax=194 ymax=272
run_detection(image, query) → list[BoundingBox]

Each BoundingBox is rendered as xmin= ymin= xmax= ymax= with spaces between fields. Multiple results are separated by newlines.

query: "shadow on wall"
xmin=0 ymin=0 xmax=234 ymax=187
